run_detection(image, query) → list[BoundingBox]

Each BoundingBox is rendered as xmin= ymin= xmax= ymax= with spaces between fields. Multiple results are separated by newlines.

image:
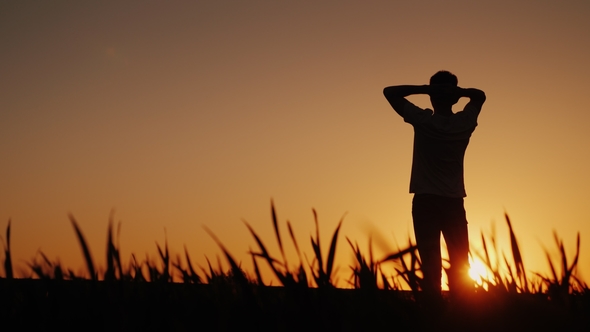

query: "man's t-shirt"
xmin=402 ymin=101 xmax=481 ymax=198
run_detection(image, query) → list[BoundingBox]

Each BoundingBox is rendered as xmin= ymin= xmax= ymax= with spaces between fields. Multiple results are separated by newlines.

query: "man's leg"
xmin=412 ymin=194 xmax=443 ymax=297
xmin=441 ymin=198 xmax=472 ymax=298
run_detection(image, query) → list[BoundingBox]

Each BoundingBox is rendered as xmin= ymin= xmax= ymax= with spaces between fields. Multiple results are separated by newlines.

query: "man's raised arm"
xmin=459 ymin=88 xmax=486 ymax=110
xmin=383 ymin=85 xmax=431 ymax=117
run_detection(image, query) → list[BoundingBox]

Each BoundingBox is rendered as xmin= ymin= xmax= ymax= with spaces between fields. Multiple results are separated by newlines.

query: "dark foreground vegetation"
xmin=2 ymin=279 xmax=589 ymax=331
xmin=1 ymin=202 xmax=590 ymax=331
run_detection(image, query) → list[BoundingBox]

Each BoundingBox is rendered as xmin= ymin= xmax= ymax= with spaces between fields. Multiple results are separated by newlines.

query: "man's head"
xmin=429 ymin=70 xmax=458 ymax=86
xmin=429 ymin=70 xmax=459 ymax=111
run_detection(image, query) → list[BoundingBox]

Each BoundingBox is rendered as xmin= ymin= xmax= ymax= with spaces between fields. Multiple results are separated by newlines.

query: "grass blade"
xmin=183 ymin=245 xmax=201 ymax=283
xmin=250 ymin=247 xmax=264 ymax=285
xmin=325 ymin=214 xmax=345 ymax=284
xmin=271 ymin=199 xmax=288 ymax=268
xmin=106 ymin=213 xmax=116 ymax=281
xmin=505 ymin=213 xmax=527 ymax=292
xmin=287 ymin=221 xmax=302 ymax=264
xmin=312 ymin=209 xmax=323 ymax=281
xmin=69 ymin=214 xmax=96 ymax=281
xmin=3 ymin=220 xmax=13 ymax=279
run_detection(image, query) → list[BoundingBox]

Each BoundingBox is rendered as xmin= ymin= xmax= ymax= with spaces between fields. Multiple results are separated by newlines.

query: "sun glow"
xmin=469 ymin=257 xmax=489 ymax=286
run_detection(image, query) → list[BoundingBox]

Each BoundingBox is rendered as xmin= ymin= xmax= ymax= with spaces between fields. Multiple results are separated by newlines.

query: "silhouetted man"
xmin=383 ymin=71 xmax=486 ymax=301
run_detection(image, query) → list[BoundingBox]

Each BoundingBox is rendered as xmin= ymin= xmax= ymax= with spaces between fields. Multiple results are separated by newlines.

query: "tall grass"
xmin=237 ymin=200 xmax=343 ymax=289
xmin=537 ymin=231 xmax=586 ymax=297
xmin=473 ymin=214 xmax=531 ymax=293
xmin=1 ymin=205 xmax=589 ymax=331
xmin=0 ymin=205 xmax=587 ymax=296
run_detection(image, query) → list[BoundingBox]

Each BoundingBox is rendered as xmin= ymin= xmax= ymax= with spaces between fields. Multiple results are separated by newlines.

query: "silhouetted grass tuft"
xmin=347 ymin=236 xmax=381 ymax=290
xmin=309 ymin=209 xmax=345 ymax=288
xmin=380 ymin=236 xmax=422 ymax=293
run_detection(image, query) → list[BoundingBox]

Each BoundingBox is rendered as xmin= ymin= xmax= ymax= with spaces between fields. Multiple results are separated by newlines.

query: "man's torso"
xmin=403 ymin=102 xmax=479 ymax=197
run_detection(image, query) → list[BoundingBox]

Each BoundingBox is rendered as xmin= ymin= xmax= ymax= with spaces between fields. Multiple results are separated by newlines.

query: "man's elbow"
xmin=383 ymin=86 xmax=405 ymax=102
xmin=478 ymin=90 xmax=487 ymax=103
xmin=473 ymin=89 xmax=486 ymax=103
xmin=383 ymin=86 xmax=394 ymax=98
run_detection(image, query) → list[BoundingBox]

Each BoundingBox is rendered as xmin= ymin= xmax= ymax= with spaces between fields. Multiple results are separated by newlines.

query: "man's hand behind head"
xmin=429 ymin=85 xmax=461 ymax=106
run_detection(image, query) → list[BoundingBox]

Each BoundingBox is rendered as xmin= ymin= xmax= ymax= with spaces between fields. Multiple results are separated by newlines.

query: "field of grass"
xmin=1 ymin=202 xmax=590 ymax=331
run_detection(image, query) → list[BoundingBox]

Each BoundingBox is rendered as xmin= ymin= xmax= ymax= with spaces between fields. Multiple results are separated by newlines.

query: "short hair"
xmin=429 ymin=70 xmax=458 ymax=86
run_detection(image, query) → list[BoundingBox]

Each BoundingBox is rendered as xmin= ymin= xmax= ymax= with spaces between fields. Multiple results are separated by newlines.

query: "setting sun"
xmin=469 ymin=257 xmax=489 ymax=286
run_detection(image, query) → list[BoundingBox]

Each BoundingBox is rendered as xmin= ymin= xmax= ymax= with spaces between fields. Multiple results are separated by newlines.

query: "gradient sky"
xmin=2 ymin=1 xmax=590 ymax=286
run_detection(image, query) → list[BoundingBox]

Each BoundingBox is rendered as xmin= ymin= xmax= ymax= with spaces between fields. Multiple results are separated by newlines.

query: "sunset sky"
xmin=2 ymin=1 xmax=590 ymax=286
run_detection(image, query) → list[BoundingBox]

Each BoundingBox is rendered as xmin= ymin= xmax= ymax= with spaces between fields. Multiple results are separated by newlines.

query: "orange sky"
xmin=1 ymin=1 xmax=590 ymax=286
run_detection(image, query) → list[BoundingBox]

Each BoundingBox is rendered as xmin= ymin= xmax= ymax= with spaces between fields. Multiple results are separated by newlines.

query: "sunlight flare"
xmin=469 ymin=257 xmax=488 ymax=286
